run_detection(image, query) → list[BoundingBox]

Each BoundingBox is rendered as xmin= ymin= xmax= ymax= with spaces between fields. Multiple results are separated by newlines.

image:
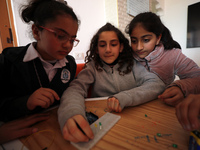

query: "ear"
xmin=156 ymin=34 xmax=162 ymax=45
xmin=32 ymin=24 xmax=40 ymax=41
xmin=119 ymin=44 xmax=124 ymax=53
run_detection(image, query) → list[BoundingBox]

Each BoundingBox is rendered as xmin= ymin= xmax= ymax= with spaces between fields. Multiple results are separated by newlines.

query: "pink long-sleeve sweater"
xmin=133 ymin=44 xmax=200 ymax=96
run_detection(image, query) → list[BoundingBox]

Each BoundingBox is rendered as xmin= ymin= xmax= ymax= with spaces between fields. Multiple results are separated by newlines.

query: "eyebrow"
xmin=99 ymin=39 xmax=119 ymax=42
xmin=131 ymin=34 xmax=152 ymax=39
xmin=55 ymin=27 xmax=77 ymax=38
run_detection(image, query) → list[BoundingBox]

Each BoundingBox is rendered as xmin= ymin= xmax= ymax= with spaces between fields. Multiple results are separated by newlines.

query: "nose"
xmin=62 ymin=41 xmax=73 ymax=53
xmin=62 ymin=40 xmax=73 ymax=49
xmin=105 ymin=45 xmax=111 ymax=53
xmin=137 ymin=41 xmax=144 ymax=50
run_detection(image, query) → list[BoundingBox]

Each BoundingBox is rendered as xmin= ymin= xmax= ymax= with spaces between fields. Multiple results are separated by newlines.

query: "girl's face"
xmin=97 ymin=31 xmax=123 ymax=64
xmin=130 ymin=24 xmax=161 ymax=59
xmin=33 ymin=15 xmax=78 ymax=61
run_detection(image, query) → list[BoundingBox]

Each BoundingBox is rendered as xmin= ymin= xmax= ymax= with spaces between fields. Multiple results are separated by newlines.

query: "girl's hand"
xmin=158 ymin=86 xmax=184 ymax=106
xmin=176 ymin=94 xmax=200 ymax=131
xmin=107 ymin=97 xmax=122 ymax=112
xmin=62 ymin=115 xmax=94 ymax=143
xmin=0 ymin=113 xmax=50 ymax=144
xmin=27 ymin=88 xmax=60 ymax=110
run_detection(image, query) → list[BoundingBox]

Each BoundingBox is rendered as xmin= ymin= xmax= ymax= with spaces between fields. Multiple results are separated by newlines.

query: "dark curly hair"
xmin=85 ymin=23 xmax=134 ymax=75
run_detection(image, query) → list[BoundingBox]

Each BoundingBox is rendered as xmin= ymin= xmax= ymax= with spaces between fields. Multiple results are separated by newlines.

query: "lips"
xmin=58 ymin=51 xmax=68 ymax=55
xmin=105 ymin=55 xmax=113 ymax=57
xmin=136 ymin=51 xmax=145 ymax=55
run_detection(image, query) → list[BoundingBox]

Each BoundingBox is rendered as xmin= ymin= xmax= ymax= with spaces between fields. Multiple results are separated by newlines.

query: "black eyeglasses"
xmin=39 ymin=26 xmax=80 ymax=47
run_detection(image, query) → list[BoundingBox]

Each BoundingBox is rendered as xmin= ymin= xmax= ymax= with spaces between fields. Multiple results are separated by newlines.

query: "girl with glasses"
xmin=58 ymin=23 xmax=165 ymax=143
xmin=0 ymin=0 xmax=80 ymax=122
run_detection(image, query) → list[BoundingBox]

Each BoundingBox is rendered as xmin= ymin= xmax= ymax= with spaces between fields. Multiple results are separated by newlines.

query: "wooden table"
xmin=20 ymin=99 xmax=190 ymax=150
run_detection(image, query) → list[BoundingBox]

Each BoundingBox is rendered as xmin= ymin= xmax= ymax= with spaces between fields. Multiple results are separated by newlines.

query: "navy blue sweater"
xmin=0 ymin=44 xmax=76 ymax=122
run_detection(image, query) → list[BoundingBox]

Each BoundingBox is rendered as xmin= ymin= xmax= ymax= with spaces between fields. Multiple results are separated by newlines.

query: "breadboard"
xmin=71 ymin=112 xmax=121 ymax=150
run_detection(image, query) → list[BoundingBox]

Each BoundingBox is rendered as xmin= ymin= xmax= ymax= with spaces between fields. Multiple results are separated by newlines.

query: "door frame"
xmin=0 ymin=0 xmax=18 ymax=53
xmin=7 ymin=0 xmax=18 ymax=46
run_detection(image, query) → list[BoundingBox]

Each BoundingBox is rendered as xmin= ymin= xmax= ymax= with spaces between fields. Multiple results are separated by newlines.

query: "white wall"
xmin=11 ymin=0 xmax=30 ymax=46
xmin=67 ymin=0 xmax=106 ymax=63
xmin=11 ymin=0 xmax=106 ymax=64
xmin=161 ymin=0 xmax=200 ymax=66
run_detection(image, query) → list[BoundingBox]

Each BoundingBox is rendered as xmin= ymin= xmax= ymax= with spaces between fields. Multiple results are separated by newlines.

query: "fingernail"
xmin=192 ymin=124 xmax=196 ymax=129
xmin=32 ymin=128 xmax=38 ymax=133
xmin=187 ymin=125 xmax=191 ymax=130
xmin=85 ymin=138 xmax=89 ymax=142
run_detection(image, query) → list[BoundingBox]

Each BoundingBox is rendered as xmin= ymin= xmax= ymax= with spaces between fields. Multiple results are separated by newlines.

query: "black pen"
xmin=75 ymin=122 xmax=86 ymax=135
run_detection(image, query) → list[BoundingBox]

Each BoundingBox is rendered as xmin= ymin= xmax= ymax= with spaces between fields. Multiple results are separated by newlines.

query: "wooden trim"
xmin=6 ymin=0 xmax=18 ymax=47
xmin=0 ymin=37 xmax=2 ymax=53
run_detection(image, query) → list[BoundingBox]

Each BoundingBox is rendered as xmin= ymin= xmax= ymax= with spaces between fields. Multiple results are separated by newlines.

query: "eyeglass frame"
xmin=38 ymin=26 xmax=80 ymax=47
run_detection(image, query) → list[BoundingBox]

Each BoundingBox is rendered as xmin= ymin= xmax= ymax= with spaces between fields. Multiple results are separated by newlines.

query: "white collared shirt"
xmin=23 ymin=43 xmax=68 ymax=82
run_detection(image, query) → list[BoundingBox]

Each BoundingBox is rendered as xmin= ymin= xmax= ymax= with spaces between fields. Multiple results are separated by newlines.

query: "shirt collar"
xmin=101 ymin=60 xmax=120 ymax=73
xmin=23 ymin=42 xmax=38 ymax=62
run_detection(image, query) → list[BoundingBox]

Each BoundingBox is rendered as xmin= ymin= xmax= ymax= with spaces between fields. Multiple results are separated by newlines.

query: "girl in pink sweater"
xmin=126 ymin=12 xmax=200 ymax=106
